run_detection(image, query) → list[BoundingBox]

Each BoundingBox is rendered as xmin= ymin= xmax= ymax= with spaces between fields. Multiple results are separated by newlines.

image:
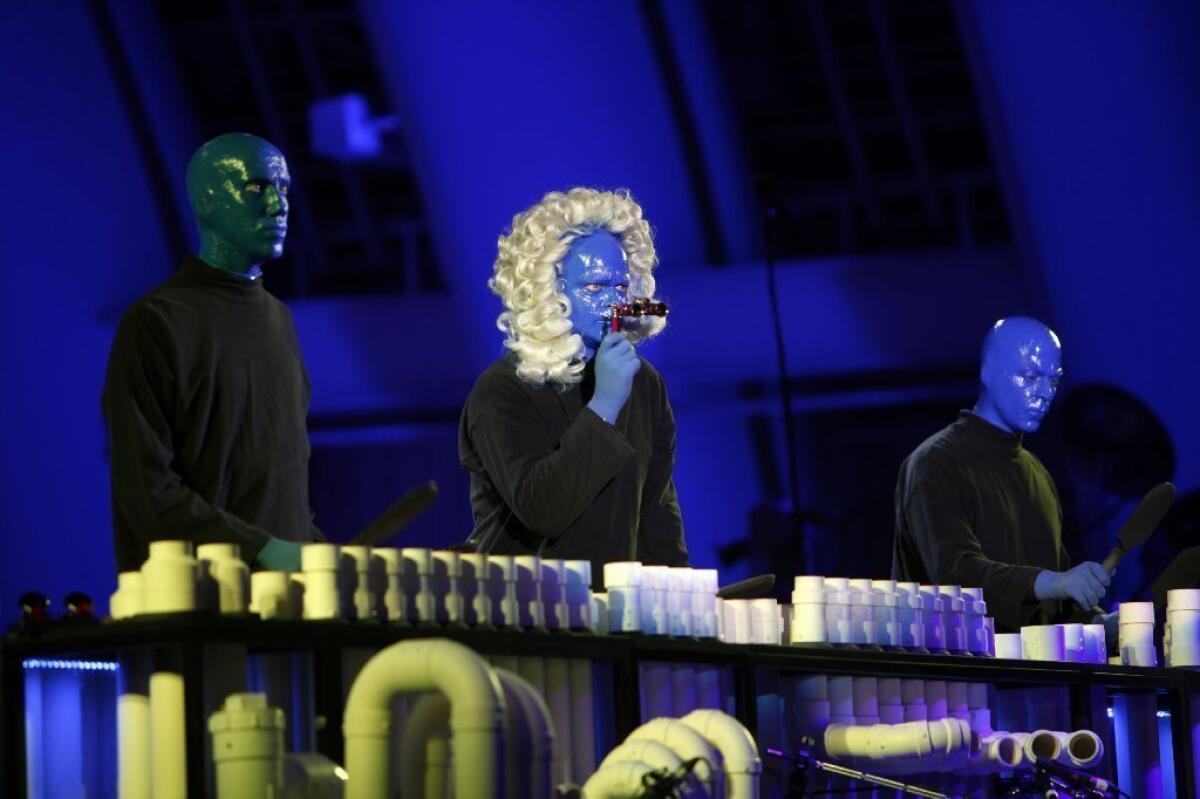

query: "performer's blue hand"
xmin=1036 ymin=561 xmax=1111 ymax=609
xmin=587 ymin=332 xmax=641 ymax=424
xmin=256 ymin=537 xmax=303 ymax=572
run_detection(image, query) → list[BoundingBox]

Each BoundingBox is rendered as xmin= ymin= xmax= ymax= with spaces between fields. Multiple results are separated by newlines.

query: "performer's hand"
xmin=256 ymin=537 xmax=303 ymax=572
xmin=588 ymin=332 xmax=641 ymax=424
xmin=1035 ymin=561 xmax=1111 ymax=609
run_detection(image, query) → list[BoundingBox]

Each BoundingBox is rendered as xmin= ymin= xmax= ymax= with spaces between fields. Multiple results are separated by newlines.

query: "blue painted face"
xmin=977 ymin=319 xmax=1064 ymax=434
xmin=188 ymin=134 xmax=291 ymax=274
xmin=560 ymin=230 xmax=630 ymax=356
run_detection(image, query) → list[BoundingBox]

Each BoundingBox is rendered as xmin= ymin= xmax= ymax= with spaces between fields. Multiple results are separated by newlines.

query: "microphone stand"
xmin=765 ymin=746 xmax=956 ymax=799
xmin=759 ymin=193 xmax=811 ymax=573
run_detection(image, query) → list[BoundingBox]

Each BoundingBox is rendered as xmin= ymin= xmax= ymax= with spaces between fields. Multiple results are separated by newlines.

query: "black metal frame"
xmin=4 ymin=615 xmax=1197 ymax=797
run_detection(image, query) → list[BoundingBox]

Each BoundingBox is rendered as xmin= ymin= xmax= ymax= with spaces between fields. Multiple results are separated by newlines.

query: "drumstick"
xmin=717 ymin=573 xmax=776 ymax=600
xmin=348 ymin=480 xmax=439 ymax=547
xmin=1101 ymin=482 xmax=1176 ymax=572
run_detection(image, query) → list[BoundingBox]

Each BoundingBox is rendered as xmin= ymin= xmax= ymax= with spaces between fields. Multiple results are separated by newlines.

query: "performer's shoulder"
xmin=903 ymin=423 xmax=964 ymax=477
xmin=469 ymin=354 xmax=534 ymax=398
xmin=634 ymin=354 xmax=665 ymax=386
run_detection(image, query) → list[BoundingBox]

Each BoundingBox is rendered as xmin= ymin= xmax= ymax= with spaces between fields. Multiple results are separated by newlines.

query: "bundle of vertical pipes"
xmin=784 ymin=576 xmax=995 ymax=654
xmin=207 ymin=642 xmax=760 ymax=799
xmin=790 ymin=674 xmax=1103 ymax=776
xmin=201 ymin=639 xmax=557 ymax=798
xmin=112 ymin=545 xmax=1200 ymax=667
xmin=110 ymin=540 xmax=600 ymax=631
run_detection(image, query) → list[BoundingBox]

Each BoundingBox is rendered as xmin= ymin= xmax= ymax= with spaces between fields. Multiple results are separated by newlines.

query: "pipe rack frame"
xmin=3 ymin=613 xmax=1198 ymax=797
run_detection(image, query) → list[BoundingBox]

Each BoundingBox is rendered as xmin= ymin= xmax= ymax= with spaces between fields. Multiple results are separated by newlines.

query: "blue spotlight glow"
xmin=1106 ymin=705 xmax=1173 ymax=719
xmin=23 ymin=658 xmax=119 ymax=672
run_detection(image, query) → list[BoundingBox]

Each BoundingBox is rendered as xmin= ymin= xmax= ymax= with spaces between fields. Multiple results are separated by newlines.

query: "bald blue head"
xmin=973 ymin=316 xmax=1064 ymax=434
xmin=186 ymin=133 xmax=290 ymax=275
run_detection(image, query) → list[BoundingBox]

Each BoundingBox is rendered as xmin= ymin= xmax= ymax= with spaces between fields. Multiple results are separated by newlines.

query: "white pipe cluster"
xmin=784 ymin=576 xmax=995 ymax=653
xmin=114 ymin=542 xmax=605 ymax=632
xmin=789 ymin=674 xmax=1104 ymax=777
xmin=601 ymin=562 xmax=719 ymax=637
xmin=719 ymin=598 xmax=782 ymax=644
xmin=583 ymin=710 xmax=760 ymax=799
xmin=1019 ymin=623 xmax=1107 ymax=664
xmin=1165 ymin=588 xmax=1200 ymax=667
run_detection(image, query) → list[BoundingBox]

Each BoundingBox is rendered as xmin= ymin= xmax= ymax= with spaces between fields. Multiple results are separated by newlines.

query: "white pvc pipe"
xmin=964 ymin=731 xmax=1023 ymax=773
xmin=642 ymin=662 xmax=674 ymax=719
xmin=823 ymin=718 xmax=969 ymax=773
xmin=142 ymin=540 xmax=198 ymax=613
xmin=682 ymin=709 xmax=761 ymax=799
xmin=343 ymin=639 xmax=505 ymax=799
xmin=425 ymin=737 xmax=450 ymax=799
xmin=543 ymin=657 xmax=573 ymax=785
xmin=117 ymin=651 xmax=151 ymax=799
xmin=402 ymin=668 xmax=554 ymax=799
xmin=597 ymin=741 xmax=709 ymax=798
xmin=150 ymin=671 xmax=187 ymax=799
xmin=569 ymin=659 xmax=597 ymax=779
xmin=494 ymin=668 xmax=556 ymax=799
xmin=627 ymin=718 xmax=723 ymax=796
xmin=118 ymin=694 xmax=151 ymax=799
xmin=341 ymin=545 xmax=373 ymax=621
xmin=398 ymin=693 xmax=450 ymax=799
xmin=1052 ymin=729 xmax=1104 ymax=769
xmin=602 ymin=738 xmax=684 ymax=771
xmin=581 ymin=760 xmax=660 ymax=799
xmin=1022 ymin=729 xmax=1063 ymax=765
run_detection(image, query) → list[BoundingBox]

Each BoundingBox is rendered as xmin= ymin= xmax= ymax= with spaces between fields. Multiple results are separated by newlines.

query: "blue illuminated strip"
xmin=1106 ymin=706 xmax=1172 ymax=719
xmin=22 ymin=658 xmax=118 ymax=672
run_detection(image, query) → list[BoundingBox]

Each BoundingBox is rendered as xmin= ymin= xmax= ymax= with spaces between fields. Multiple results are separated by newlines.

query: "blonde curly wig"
xmin=490 ymin=187 xmax=666 ymax=387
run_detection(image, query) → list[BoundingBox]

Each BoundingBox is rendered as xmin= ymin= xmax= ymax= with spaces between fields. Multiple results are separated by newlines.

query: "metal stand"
xmin=994 ymin=758 xmax=1122 ymax=799
xmin=765 ymin=744 xmax=956 ymax=799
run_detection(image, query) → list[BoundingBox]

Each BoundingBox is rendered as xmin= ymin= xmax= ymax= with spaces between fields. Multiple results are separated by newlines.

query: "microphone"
xmin=1034 ymin=756 xmax=1120 ymax=798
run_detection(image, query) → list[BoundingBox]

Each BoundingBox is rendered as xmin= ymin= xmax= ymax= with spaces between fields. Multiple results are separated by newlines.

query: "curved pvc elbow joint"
xmin=344 ymin=638 xmax=504 ymax=735
xmin=342 ymin=639 xmax=505 ymax=799
xmin=581 ymin=760 xmax=659 ymax=799
xmin=627 ymin=718 xmax=722 ymax=791
xmin=681 ymin=709 xmax=761 ymax=775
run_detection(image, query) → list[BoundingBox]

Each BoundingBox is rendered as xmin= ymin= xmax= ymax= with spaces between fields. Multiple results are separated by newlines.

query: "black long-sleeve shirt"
xmin=459 ymin=354 xmax=688 ymax=585
xmin=102 ymin=256 xmax=319 ymax=572
xmin=892 ymin=411 xmax=1070 ymax=632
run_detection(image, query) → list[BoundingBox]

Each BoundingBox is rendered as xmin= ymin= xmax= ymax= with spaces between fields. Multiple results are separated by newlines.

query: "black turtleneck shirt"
xmin=459 ymin=354 xmax=688 ymax=586
xmin=892 ymin=411 xmax=1070 ymax=632
xmin=102 ymin=256 xmax=319 ymax=573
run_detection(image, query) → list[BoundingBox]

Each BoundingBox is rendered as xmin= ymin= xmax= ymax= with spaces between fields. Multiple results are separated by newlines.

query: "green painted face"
xmin=186 ymin=133 xmax=291 ymax=275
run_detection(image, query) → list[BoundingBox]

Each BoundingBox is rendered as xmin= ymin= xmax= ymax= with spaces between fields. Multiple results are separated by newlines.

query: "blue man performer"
xmin=103 ymin=133 xmax=320 ymax=574
xmin=892 ymin=317 xmax=1111 ymax=632
xmin=458 ymin=188 xmax=688 ymax=582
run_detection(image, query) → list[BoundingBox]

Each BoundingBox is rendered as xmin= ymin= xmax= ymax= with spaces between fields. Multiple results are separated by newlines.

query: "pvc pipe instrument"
xmin=343 ymin=639 xmax=505 ymax=799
